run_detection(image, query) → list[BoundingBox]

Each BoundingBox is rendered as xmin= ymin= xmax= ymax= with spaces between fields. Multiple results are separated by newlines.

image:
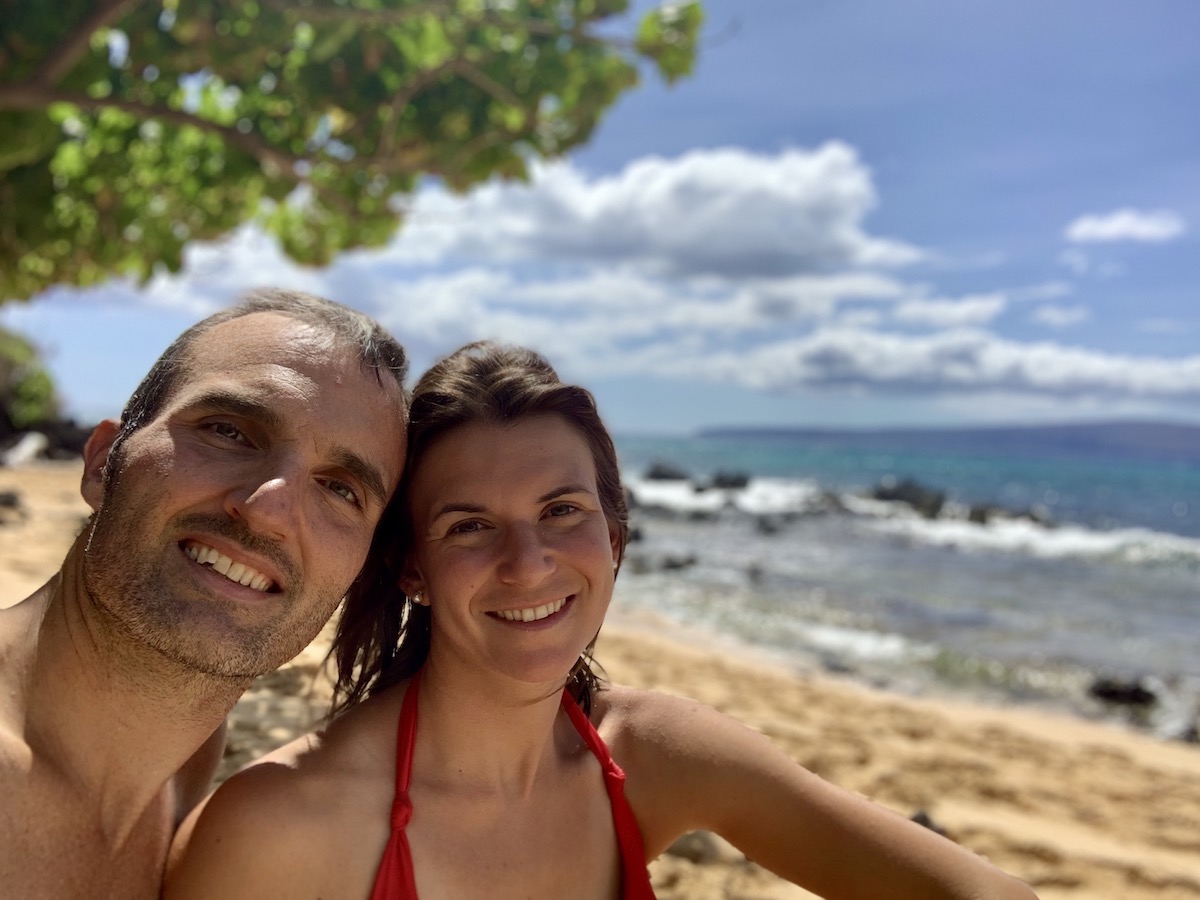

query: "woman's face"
xmin=404 ymin=414 xmax=619 ymax=686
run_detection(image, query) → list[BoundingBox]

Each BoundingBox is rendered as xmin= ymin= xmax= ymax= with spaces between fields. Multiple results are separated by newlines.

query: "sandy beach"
xmin=4 ymin=460 xmax=1199 ymax=899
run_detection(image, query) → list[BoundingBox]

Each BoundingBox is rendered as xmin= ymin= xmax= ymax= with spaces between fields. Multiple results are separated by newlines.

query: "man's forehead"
xmin=194 ymin=311 xmax=332 ymax=359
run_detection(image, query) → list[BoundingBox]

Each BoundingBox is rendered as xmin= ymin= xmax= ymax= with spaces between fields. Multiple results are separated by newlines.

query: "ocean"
xmin=609 ymin=422 xmax=1200 ymax=740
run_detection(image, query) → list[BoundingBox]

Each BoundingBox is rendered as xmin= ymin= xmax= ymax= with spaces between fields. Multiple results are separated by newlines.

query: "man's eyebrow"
xmin=186 ymin=389 xmax=390 ymax=507
xmin=330 ymin=448 xmax=390 ymax=508
xmin=187 ymin=390 xmax=283 ymax=429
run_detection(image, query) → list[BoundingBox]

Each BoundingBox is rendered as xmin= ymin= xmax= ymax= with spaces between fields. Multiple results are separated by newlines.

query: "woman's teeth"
xmin=496 ymin=597 xmax=567 ymax=622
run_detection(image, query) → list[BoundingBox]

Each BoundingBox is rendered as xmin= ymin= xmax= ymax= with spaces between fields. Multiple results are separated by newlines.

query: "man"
xmin=0 ymin=289 xmax=409 ymax=898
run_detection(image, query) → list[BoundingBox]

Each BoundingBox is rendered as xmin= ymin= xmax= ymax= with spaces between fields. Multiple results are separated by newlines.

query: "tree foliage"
xmin=0 ymin=0 xmax=702 ymax=302
xmin=0 ymin=326 xmax=57 ymax=435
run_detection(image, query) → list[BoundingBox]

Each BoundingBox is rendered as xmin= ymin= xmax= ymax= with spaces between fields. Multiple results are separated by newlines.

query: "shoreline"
xmin=4 ymin=460 xmax=1200 ymax=897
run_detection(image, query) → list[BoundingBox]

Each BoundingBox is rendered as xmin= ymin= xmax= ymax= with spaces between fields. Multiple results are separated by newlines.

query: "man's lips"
xmin=182 ymin=540 xmax=279 ymax=593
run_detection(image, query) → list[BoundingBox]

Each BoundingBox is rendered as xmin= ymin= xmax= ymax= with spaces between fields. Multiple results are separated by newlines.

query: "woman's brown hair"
xmin=329 ymin=342 xmax=628 ymax=715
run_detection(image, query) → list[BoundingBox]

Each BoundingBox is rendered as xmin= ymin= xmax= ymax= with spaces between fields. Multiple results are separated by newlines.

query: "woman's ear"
xmin=399 ymin=565 xmax=429 ymax=605
xmin=81 ymin=420 xmax=121 ymax=513
xmin=609 ymin=523 xmax=622 ymax=570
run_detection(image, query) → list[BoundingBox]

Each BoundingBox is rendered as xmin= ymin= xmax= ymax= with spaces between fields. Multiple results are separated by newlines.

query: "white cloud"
xmin=1064 ymin=208 xmax=1186 ymax=244
xmin=1009 ymin=280 xmax=1074 ymax=302
xmin=682 ymin=328 xmax=1200 ymax=399
xmin=386 ymin=144 xmax=923 ymax=277
xmin=893 ymin=293 xmax=1007 ymax=327
xmin=1136 ymin=318 xmax=1191 ymax=335
xmin=1031 ymin=304 xmax=1090 ymax=328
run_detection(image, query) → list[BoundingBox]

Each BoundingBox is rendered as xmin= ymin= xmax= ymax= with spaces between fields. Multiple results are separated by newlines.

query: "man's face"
xmin=81 ymin=312 xmax=406 ymax=678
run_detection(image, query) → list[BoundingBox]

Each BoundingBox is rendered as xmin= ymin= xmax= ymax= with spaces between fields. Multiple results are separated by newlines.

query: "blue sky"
xmin=4 ymin=0 xmax=1198 ymax=434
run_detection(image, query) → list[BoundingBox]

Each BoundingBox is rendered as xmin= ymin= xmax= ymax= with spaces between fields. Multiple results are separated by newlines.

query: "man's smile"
xmin=182 ymin=540 xmax=278 ymax=593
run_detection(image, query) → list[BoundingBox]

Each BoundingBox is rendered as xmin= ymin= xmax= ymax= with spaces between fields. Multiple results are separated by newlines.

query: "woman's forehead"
xmin=412 ymin=416 xmax=597 ymax=499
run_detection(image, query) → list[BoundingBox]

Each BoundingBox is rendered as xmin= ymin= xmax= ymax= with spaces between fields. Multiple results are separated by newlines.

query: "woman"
xmin=166 ymin=343 xmax=1037 ymax=900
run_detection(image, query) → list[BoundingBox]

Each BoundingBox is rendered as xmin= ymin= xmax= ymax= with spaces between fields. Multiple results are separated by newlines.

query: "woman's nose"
xmin=497 ymin=522 xmax=554 ymax=585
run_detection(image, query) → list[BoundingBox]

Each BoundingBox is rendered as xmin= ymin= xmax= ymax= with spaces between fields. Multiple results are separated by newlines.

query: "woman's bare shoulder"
xmin=164 ymin=684 xmax=409 ymax=900
xmin=594 ymin=683 xmax=740 ymax=751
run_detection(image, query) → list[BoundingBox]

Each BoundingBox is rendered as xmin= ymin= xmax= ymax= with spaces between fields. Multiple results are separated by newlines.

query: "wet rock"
xmin=708 ymin=470 xmax=750 ymax=490
xmin=1087 ymin=676 xmax=1158 ymax=708
xmin=665 ymin=830 xmax=742 ymax=865
xmin=968 ymin=502 xmax=1055 ymax=527
xmin=1 ymin=433 xmax=48 ymax=466
xmin=911 ymin=809 xmax=948 ymax=837
xmin=755 ymin=515 xmax=783 ymax=535
xmin=38 ymin=418 xmax=93 ymax=459
xmin=872 ymin=477 xmax=945 ymax=519
xmin=660 ymin=553 xmax=698 ymax=571
xmin=644 ymin=461 xmax=691 ymax=481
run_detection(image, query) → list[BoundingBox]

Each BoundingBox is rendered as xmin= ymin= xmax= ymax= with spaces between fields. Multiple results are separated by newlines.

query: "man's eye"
xmin=547 ymin=503 xmax=579 ymax=518
xmin=208 ymin=421 xmax=249 ymax=444
xmin=324 ymin=479 xmax=361 ymax=507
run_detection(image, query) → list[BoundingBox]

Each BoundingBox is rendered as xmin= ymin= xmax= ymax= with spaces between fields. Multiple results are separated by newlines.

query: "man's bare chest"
xmin=1 ymin=773 xmax=173 ymax=900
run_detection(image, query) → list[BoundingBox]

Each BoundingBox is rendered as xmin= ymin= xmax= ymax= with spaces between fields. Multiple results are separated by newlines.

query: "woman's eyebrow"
xmin=431 ymin=501 xmax=487 ymax=521
xmin=537 ymin=484 xmax=592 ymax=504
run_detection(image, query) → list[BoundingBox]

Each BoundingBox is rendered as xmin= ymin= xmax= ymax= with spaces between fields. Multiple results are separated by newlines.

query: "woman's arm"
xmin=612 ymin=689 xmax=1038 ymax=900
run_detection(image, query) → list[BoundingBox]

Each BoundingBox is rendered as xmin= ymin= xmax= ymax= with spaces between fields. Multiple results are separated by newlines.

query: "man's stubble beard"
xmin=82 ymin=443 xmax=341 ymax=680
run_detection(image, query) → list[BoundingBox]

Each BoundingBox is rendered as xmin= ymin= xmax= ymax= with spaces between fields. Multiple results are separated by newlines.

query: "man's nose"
xmin=497 ymin=523 xmax=555 ymax=586
xmin=224 ymin=465 xmax=302 ymax=541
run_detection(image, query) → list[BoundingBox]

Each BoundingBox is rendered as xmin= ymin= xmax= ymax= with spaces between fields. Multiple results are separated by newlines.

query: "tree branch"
xmin=449 ymin=58 xmax=525 ymax=109
xmin=257 ymin=0 xmax=456 ymax=25
xmin=0 ymin=85 xmax=303 ymax=173
xmin=33 ymin=0 xmax=141 ymax=87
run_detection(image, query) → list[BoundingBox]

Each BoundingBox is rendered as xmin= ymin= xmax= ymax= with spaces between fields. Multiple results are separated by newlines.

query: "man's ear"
xmin=81 ymin=420 xmax=121 ymax=513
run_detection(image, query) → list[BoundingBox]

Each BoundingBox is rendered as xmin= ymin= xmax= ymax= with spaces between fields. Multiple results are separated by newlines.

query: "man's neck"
xmin=19 ymin=535 xmax=248 ymax=840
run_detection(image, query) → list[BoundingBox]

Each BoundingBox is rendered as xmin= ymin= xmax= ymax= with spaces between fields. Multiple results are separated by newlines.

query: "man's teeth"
xmin=184 ymin=542 xmax=273 ymax=592
xmin=497 ymin=598 xmax=567 ymax=623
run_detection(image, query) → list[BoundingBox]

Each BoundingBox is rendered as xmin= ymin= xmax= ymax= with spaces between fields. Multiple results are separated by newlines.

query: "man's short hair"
xmin=114 ymin=288 xmax=408 ymax=453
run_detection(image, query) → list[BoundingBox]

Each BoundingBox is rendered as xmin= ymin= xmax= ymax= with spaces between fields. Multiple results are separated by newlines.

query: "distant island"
xmin=697 ymin=421 xmax=1200 ymax=465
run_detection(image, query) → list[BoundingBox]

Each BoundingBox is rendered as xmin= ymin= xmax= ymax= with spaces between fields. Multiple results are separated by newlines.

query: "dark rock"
xmin=665 ymin=830 xmax=742 ymax=865
xmin=643 ymin=461 xmax=691 ymax=481
xmin=872 ymin=477 xmax=945 ymax=519
xmin=660 ymin=553 xmax=697 ymax=571
xmin=0 ymin=418 xmax=94 ymax=464
xmin=1087 ymin=676 xmax=1158 ymax=708
xmin=708 ymin=470 xmax=750 ymax=490
xmin=911 ymin=809 xmax=948 ymax=837
xmin=755 ymin=515 xmax=783 ymax=535
xmin=969 ymin=502 xmax=1055 ymax=528
xmin=967 ymin=504 xmax=992 ymax=525
xmin=0 ymin=490 xmax=21 ymax=510
xmin=38 ymin=418 xmax=93 ymax=459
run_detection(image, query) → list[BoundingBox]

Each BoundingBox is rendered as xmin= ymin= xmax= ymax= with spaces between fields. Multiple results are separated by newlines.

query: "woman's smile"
xmin=490 ymin=595 xmax=573 ymax=623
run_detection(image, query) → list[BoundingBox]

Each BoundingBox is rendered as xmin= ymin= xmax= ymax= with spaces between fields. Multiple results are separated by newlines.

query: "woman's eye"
xmin=448 ymin=519 xmax=484 ymax=535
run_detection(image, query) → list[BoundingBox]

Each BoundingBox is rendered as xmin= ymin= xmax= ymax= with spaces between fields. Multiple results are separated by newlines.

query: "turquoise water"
xmin=609 ymin=426 xmax=1200 ymax=738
